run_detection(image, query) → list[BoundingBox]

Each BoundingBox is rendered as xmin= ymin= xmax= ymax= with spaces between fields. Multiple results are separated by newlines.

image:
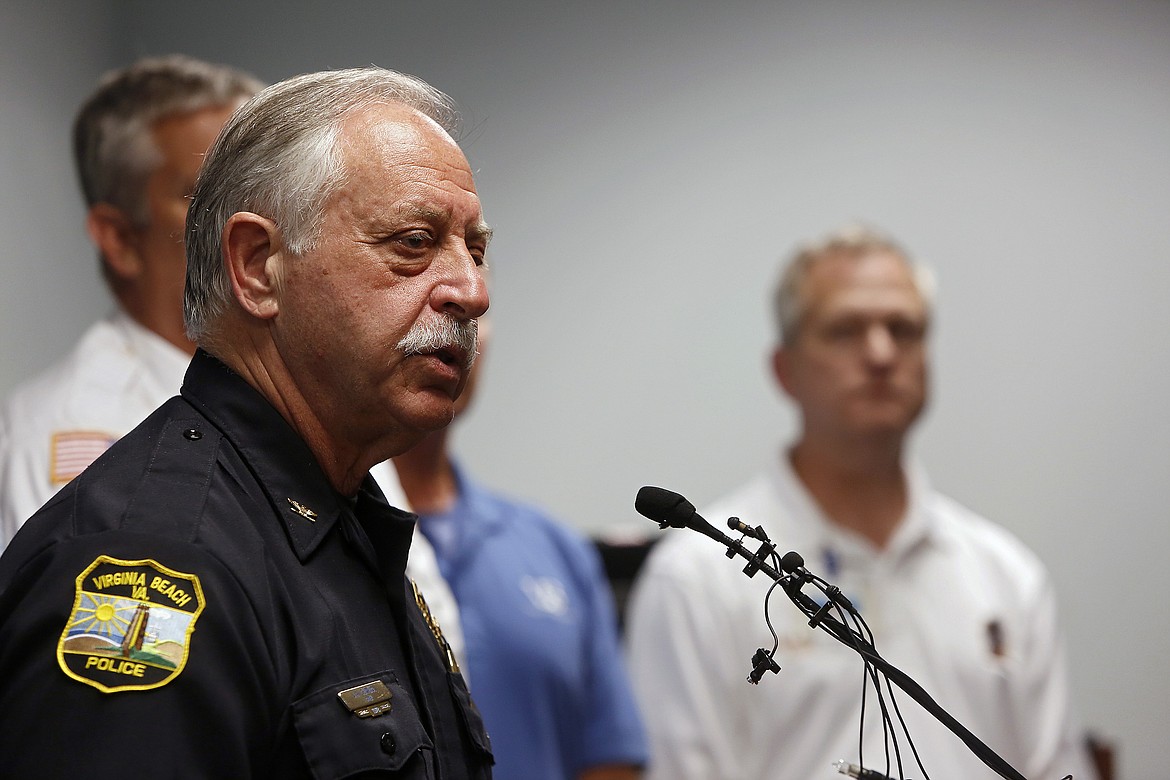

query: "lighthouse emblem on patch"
xmin=57 ymin=555 xmax=205 ymax=693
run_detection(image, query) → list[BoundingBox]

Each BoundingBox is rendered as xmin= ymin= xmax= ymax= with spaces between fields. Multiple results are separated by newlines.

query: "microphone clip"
xmin=748 ymin=647 xmax=781 ymax=684
xmin=741 ymin=540 xmax=775 ymax=578
xmin=808 ymin=585 xmax=852 ymax=628
xmin=725 ymin=517 xmax=776 ymax=578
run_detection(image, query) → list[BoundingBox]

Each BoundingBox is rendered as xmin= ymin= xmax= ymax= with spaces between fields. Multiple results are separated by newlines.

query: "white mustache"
xmin=396 ymin=316 xmax=479 ymax=370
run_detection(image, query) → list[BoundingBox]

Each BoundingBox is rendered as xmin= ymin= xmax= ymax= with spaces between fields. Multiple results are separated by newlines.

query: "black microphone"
xmin=635 ymin=486 xmax=788 ymax=583
xmin=777 ymin=549 xmax=824 ymax=616
xmin=780 ymin=550 xmax=806 ymax=573
xmin=634 ymin=486 xmax=730 ymax=545
xmin=727 ymin=517 xmax=770 ymax=543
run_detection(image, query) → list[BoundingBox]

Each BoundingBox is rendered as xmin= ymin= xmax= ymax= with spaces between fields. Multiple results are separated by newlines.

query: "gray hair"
xmin=184 ymin=66 xmax=460 ymax=342
xmin=773 ymin=224 xmax=936 ymax=345
xmin=73 ymin=55 xmax=262 ymax=226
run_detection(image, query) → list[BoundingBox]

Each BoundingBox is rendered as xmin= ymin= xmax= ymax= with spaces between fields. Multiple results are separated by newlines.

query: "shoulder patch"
xmin=57 ymin=556 xmax=205 ymax=693
xmin=50 ymin=430 xmax=116 ymax=485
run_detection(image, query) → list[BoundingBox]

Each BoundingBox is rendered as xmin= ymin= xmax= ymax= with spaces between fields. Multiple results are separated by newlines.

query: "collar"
xmin=179 ymin=349 xmax=371 ymax=562
xmin=445 ymin=460 xmax=509 ymax=535
xmin=767 ymin=453 xmax=941 ymax=569
xmin=416 ymin=460 xmax=509 ymax=557
xmin=109 ymin=309 xmax=191 ymax=387
xmin=884 ymin=463 xmax=938 ymax=559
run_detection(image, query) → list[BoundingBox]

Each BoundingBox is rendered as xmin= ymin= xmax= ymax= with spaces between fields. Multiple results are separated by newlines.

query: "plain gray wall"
xmin=2 ymin=1 xmax=1166 ymax=777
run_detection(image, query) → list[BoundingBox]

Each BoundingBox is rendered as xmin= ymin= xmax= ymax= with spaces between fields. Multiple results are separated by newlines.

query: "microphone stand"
xmin=703 ymin=519 xmax=1031 ymax=780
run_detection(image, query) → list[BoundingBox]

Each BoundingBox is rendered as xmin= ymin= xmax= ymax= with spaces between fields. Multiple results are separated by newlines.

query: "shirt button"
xmin=183 ymin=429 xmax=203 ymax=441
xmin=380 ymin=732 xmax=396 ymax=755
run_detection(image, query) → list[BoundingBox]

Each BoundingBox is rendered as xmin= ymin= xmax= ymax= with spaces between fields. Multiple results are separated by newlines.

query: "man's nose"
xmin=863 ymin=324 xmax=897 ymax=365
xmin=433 ymin=247 xmax=490 ymax=321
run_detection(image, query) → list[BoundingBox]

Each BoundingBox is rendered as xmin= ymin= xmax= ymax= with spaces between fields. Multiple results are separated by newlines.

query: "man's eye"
xmin=825 ymin=321 xmax=864 ymax=341
xmin=888 ymin=320 xmax=925 ymax=342
xmin=398 ymin=232 xmax=431 ymax=250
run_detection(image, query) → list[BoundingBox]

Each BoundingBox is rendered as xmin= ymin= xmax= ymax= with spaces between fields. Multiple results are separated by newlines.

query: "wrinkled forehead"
xmin=320 ymin=102 xmax=491 ymax=246
xmin=804 ymin=251 xmax=927 ymax=319
xmin=338 ymin=102 xmax=469 ymax=178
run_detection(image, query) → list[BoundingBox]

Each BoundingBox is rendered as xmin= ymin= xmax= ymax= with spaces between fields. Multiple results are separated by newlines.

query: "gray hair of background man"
xmin=183 ymin=66 xmax=461 ymax=343
xmin=73 ymin=55 xmax=263 ymax=228
xmin=772 ymin=224 xmax=937 ymax=346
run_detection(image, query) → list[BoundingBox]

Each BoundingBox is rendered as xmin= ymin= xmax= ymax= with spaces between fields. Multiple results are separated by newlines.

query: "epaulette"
xmin=118 ymin=416 xmax=222 ymax=542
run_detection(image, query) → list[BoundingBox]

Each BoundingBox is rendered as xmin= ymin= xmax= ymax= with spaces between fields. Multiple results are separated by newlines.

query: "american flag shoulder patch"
xmin=50 ymin=430 xmax=116 ymax=485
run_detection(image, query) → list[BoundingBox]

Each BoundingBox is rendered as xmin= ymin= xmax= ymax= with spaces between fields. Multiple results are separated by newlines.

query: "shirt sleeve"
xmin=1012 ymin=570 xmax=1098 ymax=780
xmin=0 ymin=391 xmax=73 ymax=550
xmin=0 ymin=530 xmax=285 ymax=776
xmin=0 ymin=401 xmax=43 ymax=550
xmin=625 ymin=540 xmax=753 ymax=780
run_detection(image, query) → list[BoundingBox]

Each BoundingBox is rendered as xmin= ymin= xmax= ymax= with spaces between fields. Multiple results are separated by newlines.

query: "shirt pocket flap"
xmin=293 ymin=672 xmax=433 ymax=778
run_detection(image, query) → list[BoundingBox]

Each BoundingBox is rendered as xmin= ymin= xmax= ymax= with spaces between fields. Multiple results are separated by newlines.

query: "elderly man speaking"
xmin=0 ymin=67 xmax=493 ymax=779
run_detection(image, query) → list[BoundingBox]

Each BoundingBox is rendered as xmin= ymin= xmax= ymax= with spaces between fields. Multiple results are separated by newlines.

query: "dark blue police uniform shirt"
xmin=0 ymin=349 xmax=493 ymax=778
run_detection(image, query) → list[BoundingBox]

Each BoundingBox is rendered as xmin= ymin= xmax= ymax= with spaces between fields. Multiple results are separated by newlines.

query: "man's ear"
xmin=223 ymin=212 xmax=283 ymax=321
xmin=86 ymin=203 xmax=142 ymax=280
xmin=771 ymin=345 xmax=796 ymax=399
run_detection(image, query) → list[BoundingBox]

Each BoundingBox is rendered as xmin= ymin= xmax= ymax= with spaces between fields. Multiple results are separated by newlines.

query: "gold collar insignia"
xmin=286 ymin=498 xmax=317 ymax=522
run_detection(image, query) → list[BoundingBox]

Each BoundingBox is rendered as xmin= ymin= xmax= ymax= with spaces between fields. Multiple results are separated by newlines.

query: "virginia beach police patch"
xmin=57 ymin=556 xmax=205 ymax=693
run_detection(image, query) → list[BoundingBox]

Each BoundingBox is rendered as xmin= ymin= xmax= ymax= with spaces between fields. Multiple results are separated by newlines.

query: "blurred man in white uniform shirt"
xmin=0 ymin=55 xmax=259 ymax=545
xmin=626 ymin=226 xmax=1095 ymax=780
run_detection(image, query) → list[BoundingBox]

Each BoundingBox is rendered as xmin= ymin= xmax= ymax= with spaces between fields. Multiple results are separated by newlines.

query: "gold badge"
xmin=287 ymin=498 xmax=317 ymax=521
xmin=337 ymin=680 xmax=394 ymax=718
xmin=57 ymin=556 xmax=205 ymax=693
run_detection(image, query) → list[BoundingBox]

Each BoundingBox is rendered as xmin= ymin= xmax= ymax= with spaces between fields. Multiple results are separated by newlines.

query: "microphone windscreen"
xmin=780 ymin=551 xmax=805 ymax=573
xmin=635 ymin=486 xmax=694 ymax=528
